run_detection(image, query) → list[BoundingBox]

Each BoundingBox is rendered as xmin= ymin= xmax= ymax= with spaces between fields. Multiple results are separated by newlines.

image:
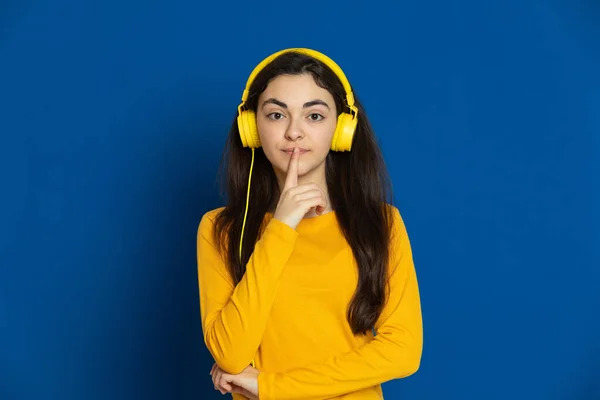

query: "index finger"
xmin=283 ymin=147 xmax=299 ymax=189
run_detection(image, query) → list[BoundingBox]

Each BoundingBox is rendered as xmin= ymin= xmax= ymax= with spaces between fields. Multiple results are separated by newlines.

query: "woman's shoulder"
xmin=383 ymin=202 xmax=409 ymax=238
xmin=202 ymin=206 xmax=227 ymax=220
xmin=383 ymin=202 xmax=402 ymax=223
xmin=197 ymin=206 xmax=227 ymax=234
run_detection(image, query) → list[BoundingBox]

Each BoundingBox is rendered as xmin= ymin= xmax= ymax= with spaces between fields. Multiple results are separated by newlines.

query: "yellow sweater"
xmin=196 ymin=205 xmax=422 ymax=400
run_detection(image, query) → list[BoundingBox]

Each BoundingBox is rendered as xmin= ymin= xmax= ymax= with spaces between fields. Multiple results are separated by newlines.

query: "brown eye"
xmin=309 ymin=113 xmax=324 ymax=121
xmin=267 ymin=112 xmax=284 ymax=120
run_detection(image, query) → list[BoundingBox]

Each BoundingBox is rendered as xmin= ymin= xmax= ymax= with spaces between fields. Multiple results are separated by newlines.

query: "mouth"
xmin=282 ymin=148 xmax=309 ymax=155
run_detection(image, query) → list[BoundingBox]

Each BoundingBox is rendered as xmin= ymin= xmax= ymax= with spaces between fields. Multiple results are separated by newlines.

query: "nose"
xmin=284 ymin=117 xmax=304 ymax=142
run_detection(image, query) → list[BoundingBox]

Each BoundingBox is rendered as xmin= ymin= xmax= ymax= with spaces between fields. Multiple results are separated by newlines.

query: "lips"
xmin=282 ymin=148 xmax=309 ymax=155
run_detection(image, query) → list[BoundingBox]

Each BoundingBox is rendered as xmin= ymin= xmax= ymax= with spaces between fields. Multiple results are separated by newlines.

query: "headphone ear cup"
xmin=331 ymin=112 xmax=357 ymax=152
xmin=237 ymin=110 xmax=261 ymax=149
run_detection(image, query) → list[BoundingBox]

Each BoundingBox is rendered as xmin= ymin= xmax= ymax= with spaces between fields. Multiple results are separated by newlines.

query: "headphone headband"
xmin=239 ymin=48 xmax=356 ymax=112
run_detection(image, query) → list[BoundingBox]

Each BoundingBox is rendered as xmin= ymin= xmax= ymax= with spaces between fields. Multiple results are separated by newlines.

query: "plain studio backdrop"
xmin=0 ymin=0 xmax=598 ymax=399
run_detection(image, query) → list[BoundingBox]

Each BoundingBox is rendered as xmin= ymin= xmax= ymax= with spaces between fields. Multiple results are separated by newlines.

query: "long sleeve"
xmin=196 ymin=210 xmax=299 ymax=374
xmin=257 ymin=208 xmax=423 ymax=400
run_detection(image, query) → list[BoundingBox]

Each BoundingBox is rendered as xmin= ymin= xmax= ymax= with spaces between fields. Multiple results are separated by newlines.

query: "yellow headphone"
xmin=236 ymin=50 xmax=358 ymax=369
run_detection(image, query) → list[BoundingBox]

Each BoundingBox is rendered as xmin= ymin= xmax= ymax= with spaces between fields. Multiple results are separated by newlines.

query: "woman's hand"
xmin=273 ymin=147 xmax=327 ymax=229
xmin=210 ymin=363 xmax=260 ymax=399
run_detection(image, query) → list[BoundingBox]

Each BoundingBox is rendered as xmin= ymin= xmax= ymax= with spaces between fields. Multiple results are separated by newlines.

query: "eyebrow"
xmin=261 ymin=98 xmax=330 ymax=110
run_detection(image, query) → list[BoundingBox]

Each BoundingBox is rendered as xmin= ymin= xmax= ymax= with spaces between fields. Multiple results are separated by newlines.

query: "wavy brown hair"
xmin=212 ymin=51 xmax=395 ymax=335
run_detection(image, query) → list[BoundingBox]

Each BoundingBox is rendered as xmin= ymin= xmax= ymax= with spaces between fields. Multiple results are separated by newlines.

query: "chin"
xmin=276 ymin=161 xmax=309 ymax=176
xmin=280 ymin=162 xmax=308 ymax=175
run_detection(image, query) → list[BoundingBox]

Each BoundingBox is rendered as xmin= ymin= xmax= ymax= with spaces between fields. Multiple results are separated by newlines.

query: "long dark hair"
xmin=212 ymin=51 xmax=395 ymax=335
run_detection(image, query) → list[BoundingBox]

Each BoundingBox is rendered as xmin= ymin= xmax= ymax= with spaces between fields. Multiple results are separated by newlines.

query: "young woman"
xmin=196 ymin=48 xmax=423 ymax=400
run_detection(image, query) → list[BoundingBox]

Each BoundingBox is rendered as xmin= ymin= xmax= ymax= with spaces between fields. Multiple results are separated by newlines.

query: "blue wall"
xmin=1 ymin=0 xmax=598 ymax=399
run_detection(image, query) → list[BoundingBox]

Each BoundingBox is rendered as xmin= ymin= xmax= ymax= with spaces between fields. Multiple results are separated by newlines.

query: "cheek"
xmin=322 ymin=118 xmax=337 ymax=143
xmin=316 ymin=127 xmax=336 ymax=152
xmin=257 ymin=128 xmax=283 ymax=166
xmin=257 ymin=123 xmax=275 ymax=150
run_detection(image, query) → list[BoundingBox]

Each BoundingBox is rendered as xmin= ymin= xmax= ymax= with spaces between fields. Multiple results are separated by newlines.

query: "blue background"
xmin=1 ymin=0 xmax=598 ymax=399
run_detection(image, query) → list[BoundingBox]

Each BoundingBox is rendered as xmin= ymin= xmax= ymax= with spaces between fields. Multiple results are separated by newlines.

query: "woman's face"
xmin=256 ymin=73 xmax=337 ymax=182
